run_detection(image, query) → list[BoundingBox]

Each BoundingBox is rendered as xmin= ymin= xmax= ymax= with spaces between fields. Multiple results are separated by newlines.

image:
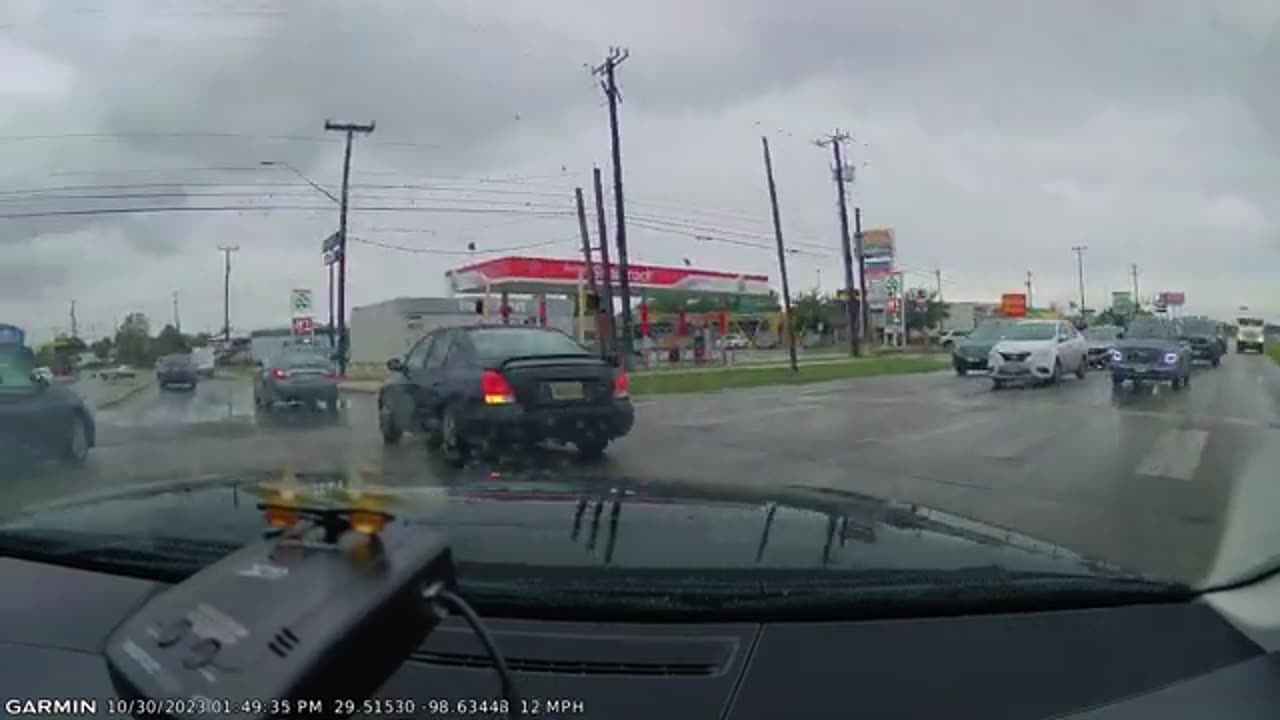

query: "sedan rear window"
xmin=276 ymin=350 xmax=333 ymax=368
xmin=470 ymin=328 xmax=590 ymax=361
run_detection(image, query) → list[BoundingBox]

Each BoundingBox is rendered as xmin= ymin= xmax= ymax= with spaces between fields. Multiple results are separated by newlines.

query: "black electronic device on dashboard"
xmin=102 ymin=503 xmax=457 ymax=719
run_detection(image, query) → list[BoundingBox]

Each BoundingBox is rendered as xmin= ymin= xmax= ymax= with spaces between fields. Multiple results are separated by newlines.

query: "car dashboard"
xmin=5 ymin=557 xmax=1280 ymax=719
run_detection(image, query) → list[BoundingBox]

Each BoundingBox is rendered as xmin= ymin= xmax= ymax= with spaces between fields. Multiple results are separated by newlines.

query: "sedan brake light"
xmin=613 ymin=371 xmax=630 ymax=399
xmin=481 ymin=370 xmax=516 ymax=405
xmin=271 ymin=368 xmax=291 ymax=380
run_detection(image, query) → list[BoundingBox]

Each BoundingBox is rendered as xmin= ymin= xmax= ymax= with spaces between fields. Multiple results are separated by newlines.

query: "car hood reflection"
xmin=2 ymin=471 xmax=1155 ymax=583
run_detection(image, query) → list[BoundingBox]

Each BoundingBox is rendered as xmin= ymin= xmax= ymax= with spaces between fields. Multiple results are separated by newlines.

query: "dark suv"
xmin=155 ymin=354 xmax=198 ymax=391
xmin=1179 ymin=318 xmax=1223 ymax=368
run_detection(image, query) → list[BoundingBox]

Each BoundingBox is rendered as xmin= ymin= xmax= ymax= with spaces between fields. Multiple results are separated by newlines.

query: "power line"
xmin=349 ymin=236 xmax=570 ymax=256
xmin=0 ymin=205 xmax=573 ymax=220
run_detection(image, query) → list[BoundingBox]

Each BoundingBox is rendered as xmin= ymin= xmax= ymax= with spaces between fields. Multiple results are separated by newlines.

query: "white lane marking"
xmin=668 ymin=402 xmax=826 ymax=428
xmin=1135 ymin=429 xmax=1210 ymax=481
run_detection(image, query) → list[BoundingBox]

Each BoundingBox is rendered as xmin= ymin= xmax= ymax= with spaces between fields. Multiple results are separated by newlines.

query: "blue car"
xmin=1109 ymin=317 xmax=1192 ymax=391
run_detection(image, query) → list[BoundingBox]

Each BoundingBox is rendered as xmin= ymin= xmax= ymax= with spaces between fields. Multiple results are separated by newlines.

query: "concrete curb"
xmin=95 ymin=379 xmax=153 ymax=410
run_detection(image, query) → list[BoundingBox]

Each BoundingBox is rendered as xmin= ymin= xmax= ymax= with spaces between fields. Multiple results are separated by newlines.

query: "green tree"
xmin=114 ymin=312 xmax=152 ymax=366
xmin=90 ymin=336 xmax=114 ymax=360
xmin=152 ymin=323 xmax=191 ymax=357
xmin=905 ymin=289 xmax=949 ymax=332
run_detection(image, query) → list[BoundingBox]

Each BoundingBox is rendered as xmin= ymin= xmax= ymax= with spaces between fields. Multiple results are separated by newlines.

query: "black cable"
xmin=425 ymin=587 xmax=522 ymax=719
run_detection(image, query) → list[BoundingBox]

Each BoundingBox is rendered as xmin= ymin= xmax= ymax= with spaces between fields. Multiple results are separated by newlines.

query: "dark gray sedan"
xmin=252 ymin=347 xmax=340 ymax=412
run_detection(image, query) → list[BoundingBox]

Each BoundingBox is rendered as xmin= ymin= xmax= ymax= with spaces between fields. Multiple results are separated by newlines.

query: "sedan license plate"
xmin=1133 ymin=364 xmax=1151 ymax=373
xmin=548 ymin=381 xmax=585 ymax=401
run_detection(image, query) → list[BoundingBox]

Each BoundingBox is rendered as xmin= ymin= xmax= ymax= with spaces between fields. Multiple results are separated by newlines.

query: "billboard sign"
xmin=860 ymin=228 xmax=895 ymax=263
xmin=1001 ymin=293 xmax=1028 ymax=318
xmin=1158 ymin=291 xmax=1186 ymax=307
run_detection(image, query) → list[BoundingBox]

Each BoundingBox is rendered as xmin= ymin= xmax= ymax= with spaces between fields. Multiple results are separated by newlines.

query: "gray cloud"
xmin=0 ymin=0 xmax=1275 ymax=337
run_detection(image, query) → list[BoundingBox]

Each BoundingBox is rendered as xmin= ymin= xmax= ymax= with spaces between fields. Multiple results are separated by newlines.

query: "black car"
xmin=0 ymin=347 xmax=95 ymax=465
xmin=1179 ymin=318 xmax=1223 ymax=368
xmin=378 ymin=324 xmax=634 ymax=464
xmin=253 ymin=346 xmax=340 ymax=412
xmin=155 ymin=354 xmax=198 ymax=391
xmin=1110 ymin=317 xmax=1192 ymax=391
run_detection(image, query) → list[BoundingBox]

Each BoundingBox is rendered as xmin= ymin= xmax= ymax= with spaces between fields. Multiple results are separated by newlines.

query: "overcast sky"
xmin=0 ymin=0 xmax=1275 ymax=341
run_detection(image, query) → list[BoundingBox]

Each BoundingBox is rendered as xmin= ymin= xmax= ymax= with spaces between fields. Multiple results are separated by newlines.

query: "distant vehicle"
xmin=1236 ymin=316 xmax=1266 ymax=354
xmin=378 ymin=324 xmax=634 ymax=464
xmin=722 ymin=333 xmax=750 ymax=350
xmin=1110 ymin=317 xmax=1191 ymax=391
xmin=950 ymin=319 xmax=1017 ymax=376
xmin=191 ymin=347 xmax=216 ymax=378
xmin=935 ymin=329 xmax=970 ymax=348
xmin=0 ymin=349 xmax=95 ymax=465
xmin=1083 ymin=325 xmax=1123 ymax=369
xmin=253 ymin=347 xmax=340 ymax=413
xmin=988 ymin=320 xmax=1087 ymax=389
xmin=155 ymin=354 xmax=198 ymax=391
xmin=31 ymin=367 xmax=53 ymax=383
xmin=1179 ymin=318 xmax=1224 ymax=368
xmin=97 ymin=365 xmax=137 ymax=381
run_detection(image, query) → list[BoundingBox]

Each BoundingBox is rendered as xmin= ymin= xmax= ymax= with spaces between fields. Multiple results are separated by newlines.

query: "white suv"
xmin=1237 ymin=317 xmax=1266 ymax=354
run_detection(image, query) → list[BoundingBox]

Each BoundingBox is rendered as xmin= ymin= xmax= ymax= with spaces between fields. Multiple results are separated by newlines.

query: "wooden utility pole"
xmin=854 ymin=207 xmax=870 ymax=344
xmin=761 ymin=136 xmax=798 ymax=373
xmin=593 ymin=48 xmax=634 ymax=366
xmin=1025 ymin=270 xmax=1034 ymax=309
xmin=218 ymin=245 xmax=239 ymax=341
xmin=592 ymin=167 xmax=616 ymax=358
xmin=323 ymin=119 xmax=375 ymax=375
xmin=574 ymin=187 xmax=604 ymax=354
xmin=815 ymin=131 xmax=860 ymax=357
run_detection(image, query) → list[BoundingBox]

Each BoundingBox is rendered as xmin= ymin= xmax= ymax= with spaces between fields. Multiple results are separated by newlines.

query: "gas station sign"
xmin=1001 ymin=293 xmax=1028 ymax=318
xmin=292 ymin=316 xmax=314 ymax=336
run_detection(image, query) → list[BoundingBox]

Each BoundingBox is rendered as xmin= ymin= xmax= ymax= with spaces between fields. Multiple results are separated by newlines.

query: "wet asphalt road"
xmin=12 ymin=353 xmax=1280 ymax=585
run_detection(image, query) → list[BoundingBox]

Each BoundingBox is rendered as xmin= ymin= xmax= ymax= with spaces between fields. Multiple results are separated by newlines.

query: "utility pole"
xmin=853 ymin=207 xmax=870 ymax=345
xmin=218 ymin=245 xmax=240 ymax=342
xmin=1130 ymin=263 xmax=1140 ymax=309
xmin=323 ymin=119 xmax=376 ymax=376
xmin=1071 ymin=245 xmax=1088 ymax=315
xmin=815 ymin=130 xmax=859 ymax=357
xmin=593 ymin=47 xmax=634 ymax=366
xmin=592 ymin=167 xmax=616 ymax=359
xmin=69 ymin=300 xmax=78 ymax=339
xmin=934 ymin=269 xmax=943 ymax=300
xmin=574 ymin=187 xmax=604 ymax=355
xmin=172 ymin=291 xmax=181 ymax=333
xmin=761 ymin=136 xmax=798 ymax=373
xmin=1025 ymin=271 xmax=1034 ymax=309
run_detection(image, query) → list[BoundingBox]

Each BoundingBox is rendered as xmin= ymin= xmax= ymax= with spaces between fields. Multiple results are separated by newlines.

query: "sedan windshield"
xmin=1084 ymin=327 xmax=1121 ymax=341
xmin=1004 ymin=323 xmax=1057 ymax=341
xmin=471 ymin=328 xmax=590 ymax=362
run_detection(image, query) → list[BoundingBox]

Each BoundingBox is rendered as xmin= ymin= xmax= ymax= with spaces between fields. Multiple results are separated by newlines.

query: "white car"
xmin=936 ymin=329 xmax=970 ymax=348
xmin=723 ymin=333 xmax=750 ymax=350
xmin=988 ymin=320 xmax=1088 ymax=389
xmin=1236 ymin=316 xmax=1266 ymax=354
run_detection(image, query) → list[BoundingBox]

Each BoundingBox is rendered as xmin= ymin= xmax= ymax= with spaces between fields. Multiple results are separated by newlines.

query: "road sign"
xmin=291 ymin=289 xmax=313 ymax=316
xmin=323 ymin=249 xmax=340 ymax=267
xmin=292 ymin=316 xmax=314 ymax=336
xmin=321 ymin=232 xmax=340 ymax=253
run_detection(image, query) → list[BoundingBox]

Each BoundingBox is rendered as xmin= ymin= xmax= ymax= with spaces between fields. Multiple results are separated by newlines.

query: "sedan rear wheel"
xmin=379 ymin=401 xmax=402 ymax=444
xmin=62 ymin=414 xmax=90 ymax=465
xmin=440 ymin=406 xmax=470 ymax=468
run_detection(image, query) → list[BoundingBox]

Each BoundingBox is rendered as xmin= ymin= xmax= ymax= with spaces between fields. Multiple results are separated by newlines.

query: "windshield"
xmin=1181 ymin=320 xmax=1216 ymax=336
xmin=966 ymin=321 xmax=1012 ymax=341
xmin=471 ymin=328 xmax=591 ymax=362
xmin=1003 ymin=322 xmax=1057 ymax=341
xmin=3 ymin=2 xmax=1274 ymax=622
xmin=1126 ymin=319 xmax=1174 ymax=340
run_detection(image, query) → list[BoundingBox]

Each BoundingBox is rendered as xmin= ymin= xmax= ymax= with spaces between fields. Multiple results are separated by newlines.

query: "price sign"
xmin=292 ymin=316 xmax=314 ymax=336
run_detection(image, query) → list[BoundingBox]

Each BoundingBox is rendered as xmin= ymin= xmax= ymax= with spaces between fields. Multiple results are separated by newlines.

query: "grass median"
xmin=1268 ymin=344 xmax=1280 ymax=367
xmin=630 ymin=356 xmax=948 ymax=396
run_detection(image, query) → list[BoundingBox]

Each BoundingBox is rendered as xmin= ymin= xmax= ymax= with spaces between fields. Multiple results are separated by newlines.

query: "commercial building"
xmin=349 ymin=296 xmax=575 ymax=366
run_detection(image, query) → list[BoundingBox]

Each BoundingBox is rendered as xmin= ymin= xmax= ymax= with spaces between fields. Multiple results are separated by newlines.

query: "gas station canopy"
xmin=445 ymin=256 xmax=772 ymax=297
